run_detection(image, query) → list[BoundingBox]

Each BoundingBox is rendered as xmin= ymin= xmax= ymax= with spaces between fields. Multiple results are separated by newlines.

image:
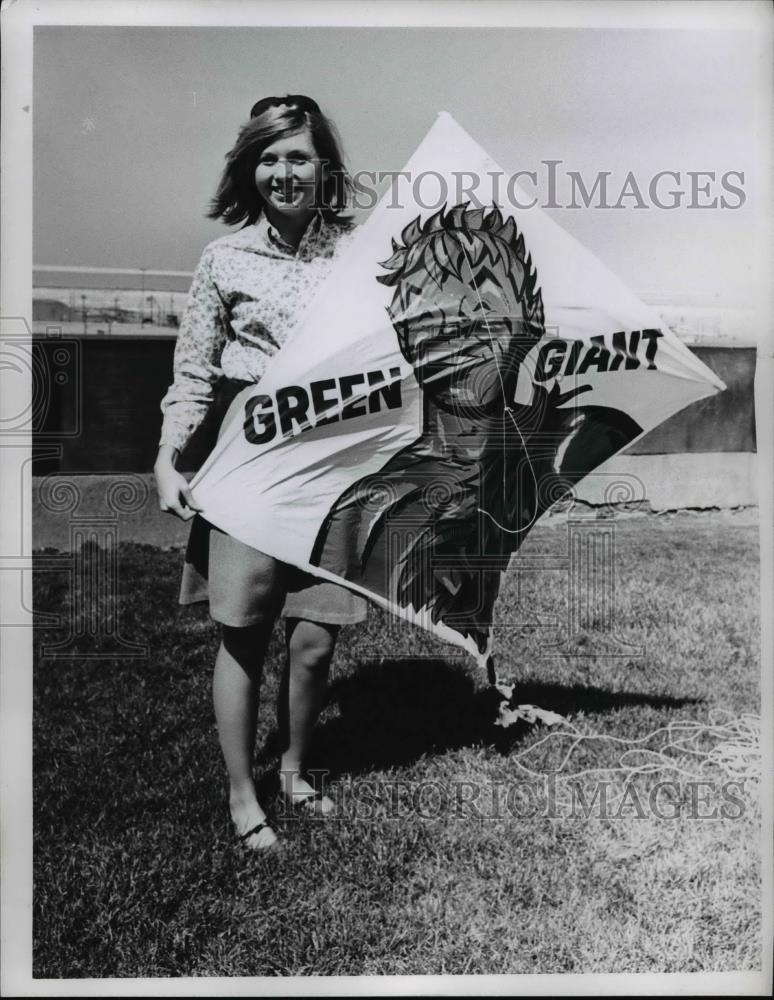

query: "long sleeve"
xmin=159 ymin=246 xmax=229 ymax=452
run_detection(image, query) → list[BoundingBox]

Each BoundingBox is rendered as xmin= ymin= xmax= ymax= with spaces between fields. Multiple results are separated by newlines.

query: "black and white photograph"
xmin=1 ymin=0 xmax=772 ymax=994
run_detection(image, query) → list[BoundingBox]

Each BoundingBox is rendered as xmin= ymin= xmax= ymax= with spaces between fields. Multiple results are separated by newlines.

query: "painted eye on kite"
xmin=414 ymin=310 xmax=435 ymax=327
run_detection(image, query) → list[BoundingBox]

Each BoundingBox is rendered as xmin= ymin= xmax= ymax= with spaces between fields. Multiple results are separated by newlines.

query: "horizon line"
xmin=34 ymin=265 xmax=194 ymax=278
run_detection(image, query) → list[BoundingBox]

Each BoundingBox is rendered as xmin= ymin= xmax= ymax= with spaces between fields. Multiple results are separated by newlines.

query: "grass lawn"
xmin=32 ymin=510 xmax=762 ymax=977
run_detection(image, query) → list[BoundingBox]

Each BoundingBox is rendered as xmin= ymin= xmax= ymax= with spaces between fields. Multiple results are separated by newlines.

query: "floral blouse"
xmin=159 ymin=212 xmax=357 ymax=452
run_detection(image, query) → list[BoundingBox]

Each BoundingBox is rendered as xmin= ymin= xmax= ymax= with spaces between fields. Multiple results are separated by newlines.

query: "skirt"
xmin=178 ymin=378 xmax=368 ymax=628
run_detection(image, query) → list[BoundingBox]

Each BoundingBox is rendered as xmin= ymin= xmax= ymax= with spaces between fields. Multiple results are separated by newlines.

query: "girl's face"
xmin=254 ymin=128 xmax=322 ymax=219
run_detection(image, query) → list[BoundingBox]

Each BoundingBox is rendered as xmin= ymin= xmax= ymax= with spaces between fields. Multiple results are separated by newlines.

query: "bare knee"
xmin=287 ymin=619 xmax=338 ymax=673
xmin=221 ymin=622 xmax=271 ymax=671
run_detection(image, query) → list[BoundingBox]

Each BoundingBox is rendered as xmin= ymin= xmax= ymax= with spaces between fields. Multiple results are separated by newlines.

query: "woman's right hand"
xmin=154 ymin=447 xmax=203 ymax=521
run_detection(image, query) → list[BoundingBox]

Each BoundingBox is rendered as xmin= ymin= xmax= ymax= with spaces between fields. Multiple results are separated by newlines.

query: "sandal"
xmin=280 ymin=774 xmax=336 ymax=817
xmin=236 ymin=819 xmax=280 ymax=853
xmin=288 ymin=787 xmax=335 ymax=814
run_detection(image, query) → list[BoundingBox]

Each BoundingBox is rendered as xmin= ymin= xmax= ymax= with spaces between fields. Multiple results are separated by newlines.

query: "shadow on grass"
xmin=260 ymin=657 xmax=701 ymax=780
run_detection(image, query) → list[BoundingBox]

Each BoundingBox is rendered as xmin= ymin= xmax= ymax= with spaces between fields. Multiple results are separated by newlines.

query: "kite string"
xmin=496 ymin=711 xmax=761 ymax=813
xmin=458 ymin=239 xmax=539 ymax=534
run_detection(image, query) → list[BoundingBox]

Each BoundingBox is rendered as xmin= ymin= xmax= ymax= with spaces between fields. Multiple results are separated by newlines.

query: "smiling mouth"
xmin=271 ymin=187 xmax=303 ymax=201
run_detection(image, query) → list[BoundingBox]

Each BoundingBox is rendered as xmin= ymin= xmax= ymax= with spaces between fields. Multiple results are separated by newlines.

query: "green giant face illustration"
xmin=378 ymin=204 xmax=545 ymax=416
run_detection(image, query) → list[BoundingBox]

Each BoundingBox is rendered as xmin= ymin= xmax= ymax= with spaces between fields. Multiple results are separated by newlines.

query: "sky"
xmin=33 ymin=24 xmax=764 ymax=305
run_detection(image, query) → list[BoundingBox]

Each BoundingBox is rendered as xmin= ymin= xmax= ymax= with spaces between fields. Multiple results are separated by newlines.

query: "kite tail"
xmin=484 ymin=652 xmax=519 ymax=729
xmin=486 ymin=652 xmax=567 ymax=731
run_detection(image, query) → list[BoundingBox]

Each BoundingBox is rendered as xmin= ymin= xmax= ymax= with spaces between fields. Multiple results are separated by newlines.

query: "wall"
xmin=627 ymin=346 xmax=756 ymax=454
xmin=31 ymin=337 xmax=757 ymax=476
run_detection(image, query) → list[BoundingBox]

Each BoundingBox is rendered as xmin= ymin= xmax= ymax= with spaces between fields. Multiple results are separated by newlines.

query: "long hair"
xmin=208 ymin=100 xmax=352 ymax=227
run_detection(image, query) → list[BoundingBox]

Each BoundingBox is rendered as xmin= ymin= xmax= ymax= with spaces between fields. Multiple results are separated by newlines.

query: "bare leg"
xmin=213 ymin=610 xmax=282 ymax=849
xmin=278 ymin=618 xmax=338 ymax=812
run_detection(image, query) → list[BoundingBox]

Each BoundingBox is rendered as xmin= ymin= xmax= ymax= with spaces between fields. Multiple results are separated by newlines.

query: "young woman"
xmin=154 ymin=95 xmax=367 ymax=852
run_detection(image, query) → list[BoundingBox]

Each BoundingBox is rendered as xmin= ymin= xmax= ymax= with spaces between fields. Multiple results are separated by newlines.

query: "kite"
xmin=190 ymin=112 xmax=725 ymax=679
